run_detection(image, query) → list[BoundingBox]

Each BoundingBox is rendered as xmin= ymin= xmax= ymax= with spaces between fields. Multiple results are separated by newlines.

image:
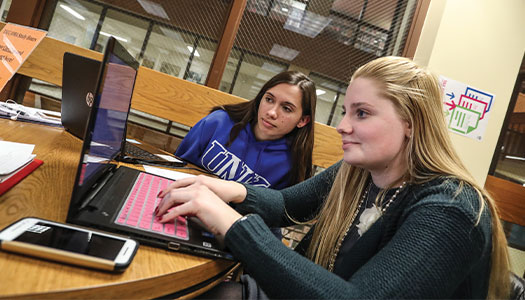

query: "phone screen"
xmin=14 ymin=222 xmax=125 ymax=260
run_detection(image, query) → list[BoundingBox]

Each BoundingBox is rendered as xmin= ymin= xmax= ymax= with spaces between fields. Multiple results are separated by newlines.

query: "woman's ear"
xmin=296 ymin=115 xmax=311 ymax=128
xmin=404 ymin=121 xmax=412 ymax=138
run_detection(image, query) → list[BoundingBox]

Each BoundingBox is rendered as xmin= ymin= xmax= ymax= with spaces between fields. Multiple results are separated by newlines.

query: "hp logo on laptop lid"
xmin=86 ymin=92 xmax=94 ymax=107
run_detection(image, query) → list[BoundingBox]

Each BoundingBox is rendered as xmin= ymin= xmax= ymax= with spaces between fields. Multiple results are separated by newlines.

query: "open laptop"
xmin=61 ymin=52 xmax=180 ymax=164
xmin=66 ymin=37 xmax=233 ymax=260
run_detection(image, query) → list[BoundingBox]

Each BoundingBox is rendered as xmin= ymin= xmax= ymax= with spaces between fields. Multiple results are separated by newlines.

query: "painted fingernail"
xmin=154 ymin=206 xmax=159 ymax=215
xmin=157 ymin=191 xmax=162 ymax=198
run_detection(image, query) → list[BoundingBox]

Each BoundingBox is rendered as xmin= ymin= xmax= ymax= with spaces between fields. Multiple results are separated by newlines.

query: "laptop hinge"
xmin=79 ymin=166 xmax=115 ymax=210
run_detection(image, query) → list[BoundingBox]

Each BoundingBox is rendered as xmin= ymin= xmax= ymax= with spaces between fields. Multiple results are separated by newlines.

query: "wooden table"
xmin=0 ymin=118 xmax=236 ymax=299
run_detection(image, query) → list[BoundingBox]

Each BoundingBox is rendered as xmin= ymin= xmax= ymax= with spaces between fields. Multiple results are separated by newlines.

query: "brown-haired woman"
xmin=175 ymin=70 xmax=316 ymax=189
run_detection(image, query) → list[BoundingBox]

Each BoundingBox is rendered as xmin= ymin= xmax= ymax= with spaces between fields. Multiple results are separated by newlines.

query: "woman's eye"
xmin=283 ymin=106 xmax=292 ymax=113
xmin=265 ymin=96 xmax=273 ymax=103
xmin=357 ymin=109 xmax=368 ymax=118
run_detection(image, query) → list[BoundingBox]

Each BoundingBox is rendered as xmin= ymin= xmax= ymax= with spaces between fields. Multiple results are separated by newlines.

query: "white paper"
xmin=0 ymin=154 xmax=35 ymax=181
xmin=126 ymin=138 xmax=141 ymax=144
xmin=0 ymin=141 xmax=35 ymax=156
xmin=154 ymin=154 xmax=183 ymax=163
xmin=0 ymin=141 xmax=36 ymax=175
xmin=83 ymin=154 xmax=109 ymax=163
xmin=0 ymin=102 xmax=61 ymax=125
xmin=143 ymin=165 xmax=195 ymax=181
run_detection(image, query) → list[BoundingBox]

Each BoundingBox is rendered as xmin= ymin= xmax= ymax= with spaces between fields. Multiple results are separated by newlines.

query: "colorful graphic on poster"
xmin=440 ymin=76 xmax=494 ymax=141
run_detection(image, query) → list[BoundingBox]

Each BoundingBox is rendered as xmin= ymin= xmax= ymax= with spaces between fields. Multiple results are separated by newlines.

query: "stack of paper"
xmin=0 ymin=101 xmax=62 ymax=126
xmin=0 ymin=141 xmax=43 ymax=195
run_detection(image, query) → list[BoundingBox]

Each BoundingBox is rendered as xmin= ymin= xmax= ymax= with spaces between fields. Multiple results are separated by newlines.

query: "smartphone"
xmin=0 ymin=217 xmax=139 ymax=272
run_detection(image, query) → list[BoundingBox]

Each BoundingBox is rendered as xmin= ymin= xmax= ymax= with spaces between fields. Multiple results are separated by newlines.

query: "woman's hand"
xmin=155 ymin=178 xmax=243 ymax=236
xmin=158 ymin=175 xmax=247 ymax=204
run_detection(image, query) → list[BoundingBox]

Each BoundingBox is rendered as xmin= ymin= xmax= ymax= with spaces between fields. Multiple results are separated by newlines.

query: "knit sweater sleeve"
xmin=233 ymin=161 xmax=341 ymax=227
xmin=224 ymin=187 xmax=489 ymax=298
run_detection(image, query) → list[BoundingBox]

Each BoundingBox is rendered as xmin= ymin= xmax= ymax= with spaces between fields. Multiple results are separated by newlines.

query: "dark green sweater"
xmin=225 ymin=162 xmax=492 ymax=299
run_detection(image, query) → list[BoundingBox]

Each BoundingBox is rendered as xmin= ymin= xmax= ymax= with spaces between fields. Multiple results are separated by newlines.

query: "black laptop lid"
xmin=68 ymin=37 xmax=139 ymax=216
xmin=61 ymin=53 xmax=101 ymax=139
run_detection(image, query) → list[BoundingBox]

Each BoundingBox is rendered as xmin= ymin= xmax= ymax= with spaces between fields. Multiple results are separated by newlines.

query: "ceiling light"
xmin=269 ymin=44 xmax=299 ymax=61
xmin=137 ymin=0 xmax=170 ymax=20
xmin=187 ymin=46 xmax=200 ymax=57
xmin=316 ymin=89 xmax=326 ymax=96
xmin=284 ymin=8 xmax=331 ymax=38
xmin=159 ymin=26 xmax=184 ymax=41
xmin=60 ymin=4 xmax=85 ymax=20
xmin=505 ymin=155 xmax=525 ymax=161
xmin=261 ymin=62 xmax=285 ymax=73
xmin=291 ymin=1 xmax=306 ymax=10
xmin=99 ymin=31 xmax=128 ymax=43
xmin=256 ymin=73 xmax=272 ymax=81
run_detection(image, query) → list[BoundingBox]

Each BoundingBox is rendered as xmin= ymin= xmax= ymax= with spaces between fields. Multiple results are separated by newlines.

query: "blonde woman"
xmin=156 ymin=56 xmax=509 ymax=299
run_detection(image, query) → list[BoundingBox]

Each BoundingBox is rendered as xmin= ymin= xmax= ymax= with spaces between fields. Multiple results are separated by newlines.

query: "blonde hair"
xmin=306 ymin=56 xmax=509 ymax=299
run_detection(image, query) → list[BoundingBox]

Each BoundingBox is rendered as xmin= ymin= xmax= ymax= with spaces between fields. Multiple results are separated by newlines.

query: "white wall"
xmin=414 ymin=0 xmax=525 ymax=185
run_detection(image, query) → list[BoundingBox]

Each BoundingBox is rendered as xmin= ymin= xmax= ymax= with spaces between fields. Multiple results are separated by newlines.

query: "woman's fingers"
xmin=158 ymin=201 xmax=192 ymax=223
xmin=158 ymin=175 xmax=246 ymax=205
xmin=156 ymin=186 xmax=195 ymax=217
xmin=155 ymin=183 xmax=243 ymax=236
xmin=158 ymin=177 xmax=197 ymax=198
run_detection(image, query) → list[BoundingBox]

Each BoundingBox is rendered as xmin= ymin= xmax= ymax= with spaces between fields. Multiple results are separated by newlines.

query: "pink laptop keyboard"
xmin=115 ymin=172 xmax=189 ymax=240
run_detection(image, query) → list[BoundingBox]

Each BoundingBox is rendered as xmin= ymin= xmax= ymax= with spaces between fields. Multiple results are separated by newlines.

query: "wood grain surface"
xmin=0 ymin=119 xmax=236 ymax=299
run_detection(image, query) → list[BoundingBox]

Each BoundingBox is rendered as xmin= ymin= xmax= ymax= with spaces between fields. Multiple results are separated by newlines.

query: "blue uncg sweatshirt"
xmin=175 ymin=110 xmax=292 ymax=190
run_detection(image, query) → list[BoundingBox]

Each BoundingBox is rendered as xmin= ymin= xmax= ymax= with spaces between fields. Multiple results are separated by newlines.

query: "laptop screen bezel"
xmin=67 ymin=37 xmax=139 ymax=220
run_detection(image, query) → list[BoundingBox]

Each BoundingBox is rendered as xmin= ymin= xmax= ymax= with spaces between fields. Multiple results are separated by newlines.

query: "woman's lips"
xmin=342 ymin=140 xmax=358 ymax=150
xmin=261 ymin=118 xmax=275 ymax=128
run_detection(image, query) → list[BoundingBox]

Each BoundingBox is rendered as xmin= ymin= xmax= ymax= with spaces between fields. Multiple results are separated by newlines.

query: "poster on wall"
xmin=0 ymin=23 xmax=47 ymax=91
xmin=439 ymin=76 xmax=495 ymax=141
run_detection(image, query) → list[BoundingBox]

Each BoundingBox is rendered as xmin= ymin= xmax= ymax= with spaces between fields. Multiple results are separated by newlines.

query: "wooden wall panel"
xmin=484 ymin=175 xmax=525 ymax=226
xmin=9 ymin=23 xmax=343 ymax=169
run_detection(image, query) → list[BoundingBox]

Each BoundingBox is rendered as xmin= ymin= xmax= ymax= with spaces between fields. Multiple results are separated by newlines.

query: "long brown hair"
xmin=211 ymin=71 xmax=317 ymax=184
xmin=306 ymin=57 xmax=509 ymax=299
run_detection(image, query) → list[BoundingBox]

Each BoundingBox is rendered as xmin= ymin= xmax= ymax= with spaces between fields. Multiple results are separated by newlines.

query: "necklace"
xmin=327 ymin=181 xmax=407 ymax=272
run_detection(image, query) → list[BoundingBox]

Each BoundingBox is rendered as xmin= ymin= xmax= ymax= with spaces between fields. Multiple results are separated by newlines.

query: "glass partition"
xmin=95 ymin=9 xmax=149 ymax=57
xmin=229 ymin=53 xmax=287 ymax=100
xmin=47 ymin=0 xmax=102 ymax=48
xmin=141 ymin=24 xmax=195 ymax=78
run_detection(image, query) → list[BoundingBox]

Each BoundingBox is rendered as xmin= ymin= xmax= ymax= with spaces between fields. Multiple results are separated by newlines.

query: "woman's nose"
xmin=336 ymin=116 xmax=352 ymax=135
xmin=267 ymin=106 xmax=278 ymax=119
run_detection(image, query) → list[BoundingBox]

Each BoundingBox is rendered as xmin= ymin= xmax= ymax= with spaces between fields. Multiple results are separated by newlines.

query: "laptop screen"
xmin=69 ymin=37 xmax=139 ymax=212
xmin=89 ymin=55 xmax=136 ymax=161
